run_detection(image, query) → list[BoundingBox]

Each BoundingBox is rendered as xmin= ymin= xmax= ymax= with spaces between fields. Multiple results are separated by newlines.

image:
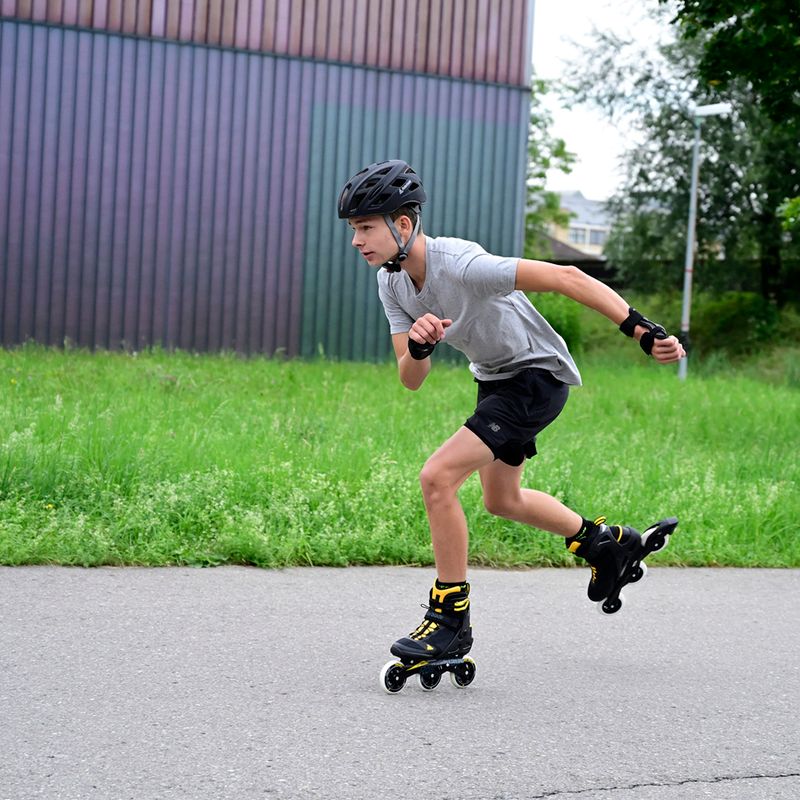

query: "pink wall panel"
xmin=1 ymin=0 xmax=532 ymax=86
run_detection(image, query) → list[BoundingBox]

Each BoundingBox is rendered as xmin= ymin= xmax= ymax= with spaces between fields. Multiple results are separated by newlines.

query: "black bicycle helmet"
xmin=338 ymin=160 xmax=427 ymax=271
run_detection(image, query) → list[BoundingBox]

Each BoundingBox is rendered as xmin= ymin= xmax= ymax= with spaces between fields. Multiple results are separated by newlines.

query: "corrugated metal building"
xmin=0 ymin=1 xmax=534 ymax=359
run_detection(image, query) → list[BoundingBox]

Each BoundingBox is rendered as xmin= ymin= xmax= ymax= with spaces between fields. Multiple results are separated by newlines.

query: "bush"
xmin=611 ymin=259 xmax=683 ymax=294
xmin=691 ymin=292 xmax=779 ymax=357
xmin=528 ymin=292 xmax=584 ymax=352
xmin=609 ymin=258 xmax=765 ymax=296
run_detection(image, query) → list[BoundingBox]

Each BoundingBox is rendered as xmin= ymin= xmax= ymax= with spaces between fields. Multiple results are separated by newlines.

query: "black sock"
xmin=435 ymin=578 xmax=468 ymax=591
xmin=566 ymin=517 xmax=600 ymax=547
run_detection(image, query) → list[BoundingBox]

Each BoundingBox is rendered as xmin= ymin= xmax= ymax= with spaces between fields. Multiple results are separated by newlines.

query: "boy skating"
xmin=337 ymin=160 xmax=685 ymax=690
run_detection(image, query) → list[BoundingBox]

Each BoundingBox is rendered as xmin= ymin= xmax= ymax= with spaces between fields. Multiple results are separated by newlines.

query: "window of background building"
xmin=568 ymin=226 xmax=586 ymax=244
xmin=589 ymin=229 xmax=607 ymax=246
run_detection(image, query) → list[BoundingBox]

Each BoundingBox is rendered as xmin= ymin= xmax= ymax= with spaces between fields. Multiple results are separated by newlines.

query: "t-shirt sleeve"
xmin=459 ymin=251 xmax=518 ymax=296
xmin=377 ymin=275 xmax=414 ymax=334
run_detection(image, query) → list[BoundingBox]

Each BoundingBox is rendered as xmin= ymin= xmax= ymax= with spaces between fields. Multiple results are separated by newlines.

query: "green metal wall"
xmin=301 ymin=64 xmax=529 ymax=362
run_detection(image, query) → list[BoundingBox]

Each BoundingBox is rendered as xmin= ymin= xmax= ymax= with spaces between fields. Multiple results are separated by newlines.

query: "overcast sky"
xmin=531 ymin=0 xmax=668 ymax=200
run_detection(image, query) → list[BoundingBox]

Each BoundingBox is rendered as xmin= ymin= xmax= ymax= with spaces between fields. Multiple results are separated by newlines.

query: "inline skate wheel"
xmin=418 ymin=669 xmax=441 ymax=692
xmin=643 ymin=531 xmax=668 ymax=552
xmin=628 ymin=561 xmax=648 ymax=584
xmin=598 ymin=592 xmax=625 ymax=615
xmin=380 ymin=661 xmax=407 ymax=694
xmin=449 ymin=657 xmax=476 ymax=688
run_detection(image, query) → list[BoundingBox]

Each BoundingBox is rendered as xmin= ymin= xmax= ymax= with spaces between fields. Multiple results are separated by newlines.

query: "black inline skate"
xmin=567 ymin=516 xmax=678 ymax=615
xmin=380 ymin=581 xmax=476 ymax=693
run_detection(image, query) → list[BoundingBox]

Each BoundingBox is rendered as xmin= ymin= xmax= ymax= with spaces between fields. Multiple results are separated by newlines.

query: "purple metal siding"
xmin=1 ymin=0 xmax=532 ymax=86
xmin=0 ymin=21 xmax=311 ymax=353
xmin=1 ymin=1 xmax=533 ymax=358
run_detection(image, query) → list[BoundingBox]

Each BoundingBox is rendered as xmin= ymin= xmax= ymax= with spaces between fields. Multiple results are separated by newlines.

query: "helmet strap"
xmin=382 ymin=214 xmax=421 ymax=272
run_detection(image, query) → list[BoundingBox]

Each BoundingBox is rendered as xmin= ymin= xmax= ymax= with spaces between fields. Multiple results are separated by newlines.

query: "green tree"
xmin=524 ymin=79 xmax=575 ymax=259
xmin=564 ymin=11 xmax=799 ymax=301
xmin=668 ymin=0 xmax=800 ymax=290
xmin=667 ymin=0 xmax=800 ymax=123
xmin=779 ymin=197 xmax=800 ymax=233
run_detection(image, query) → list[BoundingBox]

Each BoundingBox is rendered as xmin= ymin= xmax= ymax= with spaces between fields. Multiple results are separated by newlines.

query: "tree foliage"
xmin=562 ymin=7 xmax=799 ymax=301
xmin=779 ymin=197 xmax=800 ymax=233
xmin=667 ymin=0 xmax=800 ymax=124
xmin=668 ymin=0 xmax=800 ymax=279
xmin=525 ymin=79 xmax=575 ymax=258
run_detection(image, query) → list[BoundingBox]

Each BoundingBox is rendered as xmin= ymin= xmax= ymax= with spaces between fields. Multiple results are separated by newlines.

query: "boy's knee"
xmin=419 ymin=460 xmax=452 ymax=503
xmin=418 ymin=461 xmax=439 ymax=495
xmin=483 ymin=491 xmax=520 ymax=519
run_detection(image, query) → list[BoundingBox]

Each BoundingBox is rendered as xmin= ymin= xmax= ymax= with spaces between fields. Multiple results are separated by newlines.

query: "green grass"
xmin=1 ymin=344 xmax=798 ymax=568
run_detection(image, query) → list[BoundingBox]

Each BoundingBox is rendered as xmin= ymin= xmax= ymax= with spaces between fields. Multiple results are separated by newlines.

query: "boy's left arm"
xmin=515 ymin=259 xmax=685 ymax=364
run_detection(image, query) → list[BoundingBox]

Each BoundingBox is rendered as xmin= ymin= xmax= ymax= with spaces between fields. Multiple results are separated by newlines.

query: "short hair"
xmin=390 ymin=204 xmax=420 ymax=228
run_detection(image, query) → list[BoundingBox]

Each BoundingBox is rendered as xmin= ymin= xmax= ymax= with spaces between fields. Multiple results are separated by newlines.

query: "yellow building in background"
xmin=549 ymin=191 xmax=612 ymax=259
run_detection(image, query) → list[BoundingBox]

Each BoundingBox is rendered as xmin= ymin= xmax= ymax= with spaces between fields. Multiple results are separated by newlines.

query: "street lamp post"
xmin=678 ymin=102 xmax=732 ymax=380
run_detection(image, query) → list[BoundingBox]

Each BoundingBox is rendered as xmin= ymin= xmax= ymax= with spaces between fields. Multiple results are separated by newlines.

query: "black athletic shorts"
xmin=463 ymin=368 xmax=569 ymax=467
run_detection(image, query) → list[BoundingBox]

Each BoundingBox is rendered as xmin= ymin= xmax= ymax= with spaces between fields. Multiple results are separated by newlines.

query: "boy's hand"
xmin=409 ymin=314 xmax=452 ymax=345
xmin=620 ymin=307 xmax=685 ymax=364
xmin=646 ymin=334 xmax=685 ymax=364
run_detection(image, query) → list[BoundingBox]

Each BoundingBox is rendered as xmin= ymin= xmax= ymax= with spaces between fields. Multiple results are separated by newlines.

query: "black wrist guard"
xmin=619 ymin=307 xmax=644 ymax=337
xmin=407 ymin=338 xmax=436 ymax=360
xmin=619 ymin=307 xmax=667 ymax=356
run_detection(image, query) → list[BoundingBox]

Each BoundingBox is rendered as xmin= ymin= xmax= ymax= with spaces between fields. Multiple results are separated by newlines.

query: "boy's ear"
xmin=395 ymin=214 xmax=413 ymax=232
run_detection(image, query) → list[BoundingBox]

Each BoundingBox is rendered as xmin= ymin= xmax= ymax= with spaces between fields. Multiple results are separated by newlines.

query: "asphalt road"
xmin=1 ymin=566 xmax=798 ymax=800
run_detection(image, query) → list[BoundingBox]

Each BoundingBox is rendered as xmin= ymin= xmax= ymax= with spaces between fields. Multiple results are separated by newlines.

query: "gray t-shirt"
xmin=377 ymin=236 xmax=582 ymax=385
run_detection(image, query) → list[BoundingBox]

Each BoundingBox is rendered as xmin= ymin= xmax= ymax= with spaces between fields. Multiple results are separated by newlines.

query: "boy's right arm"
xmin=391 ymin=314 xmax=452 ymax=391
xmin=392 ymin=333 xmax=431 ymax=390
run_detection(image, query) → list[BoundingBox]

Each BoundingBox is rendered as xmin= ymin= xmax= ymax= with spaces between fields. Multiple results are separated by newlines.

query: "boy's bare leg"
xmin=478 ymin=459 xmax=583 ymax=535
xmin=418 ymin=427 xmax=496 ymax=582
xmin=419 ymin=427 xmax=586 ymax=582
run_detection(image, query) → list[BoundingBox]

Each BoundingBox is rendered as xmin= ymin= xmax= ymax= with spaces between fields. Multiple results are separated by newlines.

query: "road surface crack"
xmin=518 ymin=772 xmax=800 ymax=799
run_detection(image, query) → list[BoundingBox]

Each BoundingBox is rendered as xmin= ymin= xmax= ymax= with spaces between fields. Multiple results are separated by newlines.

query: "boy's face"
xmin=348 ymin=215 xmax=405 ymax=267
